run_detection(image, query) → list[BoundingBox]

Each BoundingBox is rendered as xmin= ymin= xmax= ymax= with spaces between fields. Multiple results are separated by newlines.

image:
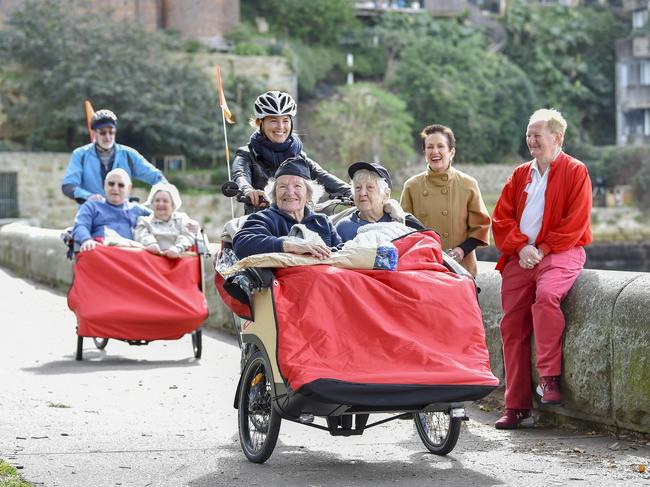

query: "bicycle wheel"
xmin=414 ymin=411 xmax=461 ymax=455
xmin=93 ymin=337 xmax=109 ymax=350
xmin=191 ymin=329 xmax=202 ymax=359
xmin=238 ymin=351 xmax=281 ymax=463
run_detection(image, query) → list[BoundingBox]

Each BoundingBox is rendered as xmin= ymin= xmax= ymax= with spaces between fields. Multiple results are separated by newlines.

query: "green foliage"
xmin=569 ymin=142 xmax=650 ymax=211
xmin=233 ymin=43 xmax=268 ymax=56
xmin=0 ymin=459 xmax=33 ymax=487
xmin=388 ymin=17 xmax=536 ymax=163
xmin=0 ymin=0 xmax=230 ymax=165
xmin=246 ymin=0 xmax=359 ymax=46
xmin=502 ymin=1 xmax=626 ymax=145
xmin=284 ymin=43 xmax=344 ymax=98
xmin=313 ymin=83 xmax=415 ymax=172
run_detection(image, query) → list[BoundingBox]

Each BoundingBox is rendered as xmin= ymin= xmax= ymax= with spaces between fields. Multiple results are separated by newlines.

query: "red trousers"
xmin=499 ymin=246 xmax=586 ymax=409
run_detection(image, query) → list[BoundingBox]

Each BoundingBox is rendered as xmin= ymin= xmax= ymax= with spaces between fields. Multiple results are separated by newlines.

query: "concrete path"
xmin=0 ymin=267 xmax=648 ymax=487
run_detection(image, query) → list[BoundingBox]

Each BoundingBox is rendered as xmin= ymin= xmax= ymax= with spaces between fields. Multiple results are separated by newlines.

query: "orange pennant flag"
xmin=84 ymin=100 xmax=95 ymax=142
xmin=217 ymin=65 xmax=235 ymax=124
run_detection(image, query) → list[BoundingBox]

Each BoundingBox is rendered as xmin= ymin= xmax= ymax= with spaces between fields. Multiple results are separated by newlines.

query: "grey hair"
xmin=351 ymin=169 xmax=390 ymax=200
xmin=105 ymin=168 xmax=131 ymax=185
xmin=264 ymin=177 xmax=324 ymax=205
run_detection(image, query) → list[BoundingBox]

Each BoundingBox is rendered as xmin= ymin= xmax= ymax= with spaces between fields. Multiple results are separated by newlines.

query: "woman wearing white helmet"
xmin=231 ymin=90 xmax=351 ymax=214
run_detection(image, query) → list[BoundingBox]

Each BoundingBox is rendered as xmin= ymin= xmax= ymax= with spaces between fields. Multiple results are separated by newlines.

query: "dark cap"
xmin=275 ymin=156 xmax=311 ymax=180
xmin=348 ymin=162 xmax=392 ymax=189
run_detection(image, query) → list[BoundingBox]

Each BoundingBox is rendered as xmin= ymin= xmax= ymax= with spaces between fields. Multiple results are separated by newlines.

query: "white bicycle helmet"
xmin=254 ymin=91 xmax=297 ymax=119
xmin=91 ymin=109 xmax=118 ymax=130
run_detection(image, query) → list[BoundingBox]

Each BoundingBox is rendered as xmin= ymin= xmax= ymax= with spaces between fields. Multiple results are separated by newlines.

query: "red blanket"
xmin=68 ymin=246 xmax=208 ymax=340
xmin=273 ymin=231 xmax=498 ymax=395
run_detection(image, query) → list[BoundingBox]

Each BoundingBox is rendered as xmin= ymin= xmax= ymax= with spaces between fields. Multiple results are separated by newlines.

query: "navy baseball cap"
xmin=348 ymin=162 xmax=392 ymax=189
xmin=275 ymin=156 xmax=311 ymax=180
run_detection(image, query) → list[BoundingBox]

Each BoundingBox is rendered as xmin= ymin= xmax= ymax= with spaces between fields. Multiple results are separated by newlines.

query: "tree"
xmin=389 ymin=18 xmax=536 ymax=164
xmin=312 ymin=83 xmax=415 ymax=173
xmin=502 ymin=1 xmax=626 ymax=145
xmin=0 ymin=0 xmax=250 ymax=165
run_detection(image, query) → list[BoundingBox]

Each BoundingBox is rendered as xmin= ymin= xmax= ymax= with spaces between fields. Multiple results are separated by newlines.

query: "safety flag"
xmin=217 ymin=65 xmax=235 ymax=124
xmin=84 ymin=100 xmax=95 ymax=142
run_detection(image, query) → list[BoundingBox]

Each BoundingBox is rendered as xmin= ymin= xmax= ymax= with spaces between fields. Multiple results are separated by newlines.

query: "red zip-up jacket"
xmin=492 ymin=151 xmax=592 ymax=272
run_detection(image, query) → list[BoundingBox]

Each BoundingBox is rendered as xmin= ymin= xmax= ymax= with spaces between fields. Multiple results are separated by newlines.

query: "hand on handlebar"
xmin=282 ymin=241 xmax=332 ymax=260
xmin=245 ymin=189 xmax=270 ymax=208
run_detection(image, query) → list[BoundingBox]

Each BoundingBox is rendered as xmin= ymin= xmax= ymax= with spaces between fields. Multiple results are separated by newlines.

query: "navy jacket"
xmin=233 ymin=204 xmax=342 ymax=259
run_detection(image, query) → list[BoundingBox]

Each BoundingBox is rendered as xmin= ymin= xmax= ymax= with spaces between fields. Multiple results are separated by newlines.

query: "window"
xmin=633 ymin=10 xmax=648 ymax=30
xmin=0 ymin=173 xmax=18 ymax=218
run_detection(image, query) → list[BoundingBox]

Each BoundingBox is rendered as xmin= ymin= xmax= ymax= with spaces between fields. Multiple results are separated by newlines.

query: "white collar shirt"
xmin=520 ymin=159 xmax=550 ymax=245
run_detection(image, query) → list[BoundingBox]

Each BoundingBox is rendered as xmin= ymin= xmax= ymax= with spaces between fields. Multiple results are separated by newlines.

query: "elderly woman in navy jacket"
xmin=233 ymin=157 xmax=342 ymax=260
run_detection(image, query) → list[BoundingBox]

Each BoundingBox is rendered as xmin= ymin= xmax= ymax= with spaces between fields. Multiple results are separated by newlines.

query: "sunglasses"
xmin=107 ymin=181 xmax=125 ymax=188
xmin=98 ymin=130 xmax=115 ymax=136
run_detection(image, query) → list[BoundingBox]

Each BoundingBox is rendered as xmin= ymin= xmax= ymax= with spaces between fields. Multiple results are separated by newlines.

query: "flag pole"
xmin=84 ymin=100 xmax=95 ymax=142
xmin=221 ymin=100 xmax=234 ymax=219
xmin=216 ymin=65 xmax=235 ymax=219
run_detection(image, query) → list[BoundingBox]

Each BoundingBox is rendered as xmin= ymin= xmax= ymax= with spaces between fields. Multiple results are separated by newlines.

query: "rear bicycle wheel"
xmin=238 ymin=351 xmax=281 ymax=463
xmin=93 ymin=337 xmax=109 ymax=350
xmin=414 ymin=411 xmax=461 ymax=455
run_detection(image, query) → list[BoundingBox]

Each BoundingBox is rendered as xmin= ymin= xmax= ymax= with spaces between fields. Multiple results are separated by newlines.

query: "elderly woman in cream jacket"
xmin=134 ymin=183 xmax=196 ymax=258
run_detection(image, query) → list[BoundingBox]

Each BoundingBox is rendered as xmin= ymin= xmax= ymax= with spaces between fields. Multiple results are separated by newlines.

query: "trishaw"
xmin=215 ymin=187 xmax=499 ymax=463
xmin=65 ymin=230 xmax=210 ymax=361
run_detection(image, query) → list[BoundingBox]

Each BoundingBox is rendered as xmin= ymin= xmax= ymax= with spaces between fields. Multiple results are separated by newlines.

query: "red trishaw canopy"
xmin=68 ymin=246 xmax=208 ymax=340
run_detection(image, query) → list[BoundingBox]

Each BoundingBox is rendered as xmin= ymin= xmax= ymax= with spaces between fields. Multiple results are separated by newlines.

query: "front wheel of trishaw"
xmin=238 ymin=350 xmax=281 ymax=463
xmin=414 ymin=411 xmax=461 ymax=455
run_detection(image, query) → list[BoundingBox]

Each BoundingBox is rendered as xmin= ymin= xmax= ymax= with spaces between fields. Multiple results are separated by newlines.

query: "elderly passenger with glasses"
xmin=72 ymin=168 xmax=150 ymax=252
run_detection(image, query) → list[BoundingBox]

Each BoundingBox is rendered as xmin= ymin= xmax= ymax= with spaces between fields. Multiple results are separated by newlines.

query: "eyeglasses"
xmin=97 ymin=130 xmax=115 ymax=136
xmin=107 ymin=181 xmax=125 ymax=188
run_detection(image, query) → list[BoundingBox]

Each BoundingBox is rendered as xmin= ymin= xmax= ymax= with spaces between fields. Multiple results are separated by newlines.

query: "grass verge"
xmin=0 ymin=459 xmax=33 ymax=487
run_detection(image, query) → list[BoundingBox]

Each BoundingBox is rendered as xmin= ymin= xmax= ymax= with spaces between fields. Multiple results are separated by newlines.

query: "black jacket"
xmin=231 ymin=144 xmax=351 ymax=213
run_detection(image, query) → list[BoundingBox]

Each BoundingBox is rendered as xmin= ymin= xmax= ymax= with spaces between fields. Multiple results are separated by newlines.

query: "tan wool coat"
xmin=400 ymin=166 xmax=491 ymax=276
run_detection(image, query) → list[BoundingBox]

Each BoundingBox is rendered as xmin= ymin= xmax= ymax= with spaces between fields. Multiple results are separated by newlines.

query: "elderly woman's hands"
xmin=447 ymin=246 xmax=465 ymax=262
xmin=145 ymin=243 xmax=162 ymax=254
xmin=282 ymin=240 xmax=332 ymax=260
xmin=518 ymin=244 xmax=544 ymax=269
xmin=80 ymin=239 xmax=99 ymax=252
xmin=163 ymin=247 xmax=181 ymax=259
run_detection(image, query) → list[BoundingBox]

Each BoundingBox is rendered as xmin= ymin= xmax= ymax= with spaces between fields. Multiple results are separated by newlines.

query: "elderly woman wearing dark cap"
xmin=233 ymin=157 xmax=342 ymax=259
xmin=336 ymin=162 xmax=424 ymax=242
xmin=134 ymin=182 xmax=196 ymax=259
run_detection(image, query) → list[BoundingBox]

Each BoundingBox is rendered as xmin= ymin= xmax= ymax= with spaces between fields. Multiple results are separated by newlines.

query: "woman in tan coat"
xmin=400 ymin=124 xmax=490 ymax=277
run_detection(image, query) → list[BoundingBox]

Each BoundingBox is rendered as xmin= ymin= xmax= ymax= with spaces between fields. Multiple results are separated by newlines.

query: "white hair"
xmin=528 ymin=108 xmax=567 ymax=136
xmin=145 ymin=182 xmax=182 ymax=210
xmin=351 ymin=169 xmax=390 ymax=200
xmin=264 ymin=177 xmax=324 ymax=205
xmin=105 ymin=168 xmax=131 ymax=185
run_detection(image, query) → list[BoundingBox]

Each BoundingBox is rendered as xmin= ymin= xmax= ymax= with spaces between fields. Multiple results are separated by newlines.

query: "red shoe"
xmin=494 ymin=409 xmax=532 ymax=429
xmin=536 ymin=376 xmax=562 ymax=405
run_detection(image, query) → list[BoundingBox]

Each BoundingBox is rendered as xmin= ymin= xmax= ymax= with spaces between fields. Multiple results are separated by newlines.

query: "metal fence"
xmin=0 ymin=172 xmax=18 ymax=218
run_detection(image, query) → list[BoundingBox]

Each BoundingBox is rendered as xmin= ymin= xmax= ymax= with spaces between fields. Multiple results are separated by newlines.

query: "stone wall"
xmin=476 ymin=262 xmax=650 ymax=433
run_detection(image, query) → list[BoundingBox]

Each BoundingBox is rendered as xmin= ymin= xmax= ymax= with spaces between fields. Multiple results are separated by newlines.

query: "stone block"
xmin=611 ymin=274 xmax=650 ymax=432
xmin=562 ymin=270 xmax=638 ymax=421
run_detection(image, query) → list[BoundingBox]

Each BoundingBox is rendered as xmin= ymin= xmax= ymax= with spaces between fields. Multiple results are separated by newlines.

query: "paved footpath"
xmin=0 ymin=266 xmax=648 ymax=487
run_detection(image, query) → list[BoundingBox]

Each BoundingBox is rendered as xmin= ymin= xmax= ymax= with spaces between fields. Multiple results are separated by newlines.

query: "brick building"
xmin=0 ymin=0 xmax=239 ymax=48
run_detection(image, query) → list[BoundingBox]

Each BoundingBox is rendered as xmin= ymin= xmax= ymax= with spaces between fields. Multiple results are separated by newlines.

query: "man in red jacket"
xmin=491 ymin=108 xmax=592 ymax=430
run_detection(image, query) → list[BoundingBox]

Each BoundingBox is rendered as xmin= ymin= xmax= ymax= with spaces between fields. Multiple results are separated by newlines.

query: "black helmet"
xmin=91 ymin=109 xmax=118 ymax=130
xmin=254 ymin=91 xmax=297 ymax=119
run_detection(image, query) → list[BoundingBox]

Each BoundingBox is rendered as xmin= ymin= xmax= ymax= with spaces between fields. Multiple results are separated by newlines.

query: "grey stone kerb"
xmin=476 ymin=261 xmax=650 ymax=433
xmin=1 ymin=223 xmax=649 ymax=434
